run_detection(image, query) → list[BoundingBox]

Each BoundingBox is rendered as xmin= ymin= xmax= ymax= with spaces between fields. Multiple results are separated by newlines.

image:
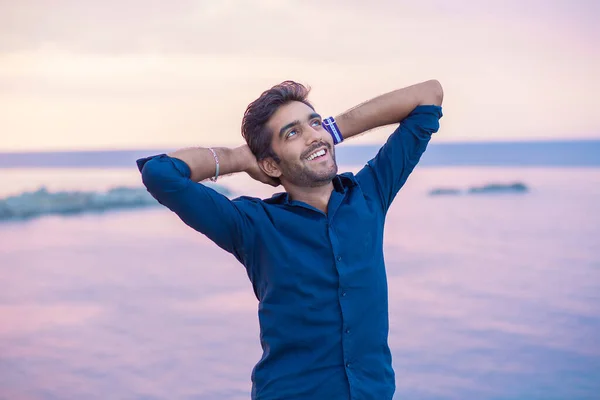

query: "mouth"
xmin=304 ymin=147 xmax=329 ymax=162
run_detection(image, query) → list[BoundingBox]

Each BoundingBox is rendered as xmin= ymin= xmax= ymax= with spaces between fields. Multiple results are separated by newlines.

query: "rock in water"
xmin=0 ymin=184 xmax=231 ymax=221
xmin=428 ymin=182 xmax=529 ymax=196
xmin=429 ymin=188 xmax=462 ymax=196
xmin=467 ymin=182 xmax=528 ymax=194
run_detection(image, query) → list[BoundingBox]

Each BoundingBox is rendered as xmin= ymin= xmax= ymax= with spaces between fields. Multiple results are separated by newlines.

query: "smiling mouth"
xmin=305 ymin=148 xmax=328 ymax=161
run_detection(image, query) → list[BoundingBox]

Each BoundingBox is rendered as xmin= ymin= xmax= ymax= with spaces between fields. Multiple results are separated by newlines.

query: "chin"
xmin=283 ymin=161 xmax=339 ymax=187
xmin=314 ymin=166 xmax=338 ymax=183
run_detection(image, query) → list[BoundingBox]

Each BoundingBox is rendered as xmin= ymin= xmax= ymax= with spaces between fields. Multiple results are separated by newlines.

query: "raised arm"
xmin=340 ymin=80 xmax=444 ymax=212
xmin=137 ymin=145 xmax=272 ymax=264
xmin=167 ymin=145 xmax=279 ymax=186
xmin=335 ymin=79 xmax=443 ymax=140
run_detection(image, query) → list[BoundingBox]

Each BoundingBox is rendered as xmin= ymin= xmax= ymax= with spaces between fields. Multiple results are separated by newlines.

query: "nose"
xmin=304 ymin=122 xmax=322 ymax=145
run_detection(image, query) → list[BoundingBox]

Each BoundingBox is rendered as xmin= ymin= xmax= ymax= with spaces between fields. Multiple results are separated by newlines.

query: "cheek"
xmin=277 ymin=146 xmax=302 ymax=165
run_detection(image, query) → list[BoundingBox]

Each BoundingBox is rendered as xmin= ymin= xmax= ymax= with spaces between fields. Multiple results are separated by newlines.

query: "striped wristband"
xmin=323 ymin=117 xmax=343 ymax=145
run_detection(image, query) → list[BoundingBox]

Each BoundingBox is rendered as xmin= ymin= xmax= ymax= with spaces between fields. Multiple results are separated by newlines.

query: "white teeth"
xmin=307 ymin=149 xmax=326 ymax=161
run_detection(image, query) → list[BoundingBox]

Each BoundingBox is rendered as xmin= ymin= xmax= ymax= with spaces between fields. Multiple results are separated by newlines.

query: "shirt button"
xmin=337 ymin=256 xmax=342 ymax=262
xmin=346 ymin=362 xmax=351 ymax=368
xmin=345 ymin=328 xmax=350 ymax=334
xmin=341 ymin=291 xmax=347 ymax=297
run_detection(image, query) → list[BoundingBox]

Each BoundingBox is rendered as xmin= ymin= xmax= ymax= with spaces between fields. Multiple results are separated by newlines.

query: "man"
xmin=137 ymin=79 xmax=443 ymax=399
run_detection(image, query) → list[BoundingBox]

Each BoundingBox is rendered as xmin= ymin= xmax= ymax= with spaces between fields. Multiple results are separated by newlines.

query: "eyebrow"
xmin=279 ymin=112 xmax=322 ymax=139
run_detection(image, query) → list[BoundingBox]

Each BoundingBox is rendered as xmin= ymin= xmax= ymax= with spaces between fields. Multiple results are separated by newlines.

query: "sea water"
xmin=0 ymin=165 xmax=599 ymax=400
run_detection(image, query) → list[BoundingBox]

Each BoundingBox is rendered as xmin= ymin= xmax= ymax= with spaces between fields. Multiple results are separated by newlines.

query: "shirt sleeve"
xmin=137 ymin=154 xmax=253 ymax=264
xmin=356 ymin=105 xmax=443 ymax=213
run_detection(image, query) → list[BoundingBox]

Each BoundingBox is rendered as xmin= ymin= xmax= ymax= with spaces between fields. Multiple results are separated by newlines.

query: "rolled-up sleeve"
xmin=357 ymin=105 xmax=443 ymax=213
xmin=137 ymin=154 xmax=253 ymax=264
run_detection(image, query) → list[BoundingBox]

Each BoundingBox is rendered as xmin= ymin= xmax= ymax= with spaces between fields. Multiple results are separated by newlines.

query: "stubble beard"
xmin=280 ymin=149 xmax=338 ymax=188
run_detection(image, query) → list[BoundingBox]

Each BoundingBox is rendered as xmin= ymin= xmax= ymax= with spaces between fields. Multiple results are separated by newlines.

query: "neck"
xmin=283 ymin=180 xmax=335 ymax=214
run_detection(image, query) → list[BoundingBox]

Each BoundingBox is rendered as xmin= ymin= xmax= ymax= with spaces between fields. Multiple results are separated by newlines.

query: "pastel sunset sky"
xmin=0 ymin=0 xmax=598 ymax=151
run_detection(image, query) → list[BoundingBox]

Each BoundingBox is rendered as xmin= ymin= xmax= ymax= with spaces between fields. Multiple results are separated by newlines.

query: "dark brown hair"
xmin=241 ymin=81 xmax=313 ymax=162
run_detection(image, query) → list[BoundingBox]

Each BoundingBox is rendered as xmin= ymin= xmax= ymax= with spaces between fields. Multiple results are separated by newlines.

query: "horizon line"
xmin=1 ymin=137 xmax=599 ymax=155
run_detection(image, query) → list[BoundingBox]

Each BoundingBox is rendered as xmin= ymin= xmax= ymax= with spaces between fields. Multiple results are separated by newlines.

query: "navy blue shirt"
xmin=137 ymin=105 xmax=443 ymax=399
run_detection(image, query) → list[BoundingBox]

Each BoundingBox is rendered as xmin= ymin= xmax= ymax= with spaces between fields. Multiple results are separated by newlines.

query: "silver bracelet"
xmin=207 ymin=147 xmax=220 ymax=182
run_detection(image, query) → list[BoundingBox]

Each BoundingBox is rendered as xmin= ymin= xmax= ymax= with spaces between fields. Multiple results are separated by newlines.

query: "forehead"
xmin=267 ymin=101 xmax=316 ymax=136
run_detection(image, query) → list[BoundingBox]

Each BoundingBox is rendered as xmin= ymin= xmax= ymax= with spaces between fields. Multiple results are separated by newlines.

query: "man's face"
xmin=264 ymin=101 xmax=338 ymax=187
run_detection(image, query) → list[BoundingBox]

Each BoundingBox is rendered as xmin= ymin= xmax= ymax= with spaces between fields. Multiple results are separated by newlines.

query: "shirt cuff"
xmin=136 ymin=154 xmax=192 ymax=178
xmin=408 ymin=104 xmax=443 ymax=118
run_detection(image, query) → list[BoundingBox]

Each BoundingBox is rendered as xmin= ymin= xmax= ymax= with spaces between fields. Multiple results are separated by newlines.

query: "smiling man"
xmin=137 ymin=79 xmax=443 ymax=399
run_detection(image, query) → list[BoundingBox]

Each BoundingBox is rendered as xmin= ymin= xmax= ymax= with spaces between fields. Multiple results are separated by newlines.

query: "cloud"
xmin=1 ymin=0 xmax=597 ymax=57
xmin=0 ymin=0 xmax=333 ymax=56
xmin=0 ymin=0 xmax=598 ymax=150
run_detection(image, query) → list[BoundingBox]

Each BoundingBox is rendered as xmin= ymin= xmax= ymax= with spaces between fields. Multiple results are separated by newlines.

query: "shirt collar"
xmin=334 ymin=172 xmax=358 ymax=192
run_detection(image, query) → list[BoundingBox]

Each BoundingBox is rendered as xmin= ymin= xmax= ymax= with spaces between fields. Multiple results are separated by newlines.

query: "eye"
xmin=286 ymin=129 xmax=297 ymax=139
xmin=311 ymin=119 xmax=322 ymax=127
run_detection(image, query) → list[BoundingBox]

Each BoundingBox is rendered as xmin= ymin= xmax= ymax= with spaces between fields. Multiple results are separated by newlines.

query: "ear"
xmin=259 ymin=157 xmax=282 ymax=178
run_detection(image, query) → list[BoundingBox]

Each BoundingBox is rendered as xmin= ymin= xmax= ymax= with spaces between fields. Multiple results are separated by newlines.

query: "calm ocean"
xmin=0 ymin=142 xmax=599 ymax=399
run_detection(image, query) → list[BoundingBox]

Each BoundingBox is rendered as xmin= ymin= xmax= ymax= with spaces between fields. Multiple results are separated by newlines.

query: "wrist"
xmin=234 ymin=145 xmax=256 ymax=172
xmin=323 ymin=117 xmax=344 ymax=145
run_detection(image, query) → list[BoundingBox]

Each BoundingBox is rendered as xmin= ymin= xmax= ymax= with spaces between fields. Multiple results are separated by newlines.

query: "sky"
xmin=0 ymin=0 xmax=599 ymax=151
